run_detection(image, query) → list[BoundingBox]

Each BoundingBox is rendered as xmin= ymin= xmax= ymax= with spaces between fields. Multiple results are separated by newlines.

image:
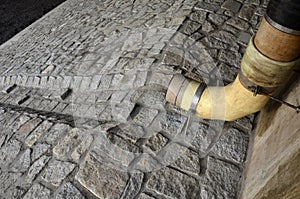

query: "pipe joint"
xmin=241 ymin=36 xmax=299 ymax=89
xmin=166 ymin=75 xmax=207 ymax=112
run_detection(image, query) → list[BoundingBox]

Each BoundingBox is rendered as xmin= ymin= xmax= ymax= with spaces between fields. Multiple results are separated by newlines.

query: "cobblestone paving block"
xmin=53 ymin=128 xmax=83 ymax=160
xmin=134 ymin=71 xmax=148 ymax=88
xmin=211 ymin=127 xmax=249 ymax=163
xmin=162 ymin=48 xmax=184 ymax=66
xmin=79 ymin=76 xmax=92 ymax=91
xmin=182 ymin=20 xmax=201 ymax=36
xmin=211 ymin=30 xmax=236 ymax=44
xmin=25 ymin=120 xmax=53 ymax=147
xmin=147 ymin=166 xmax=201 ymax=199
xmin=227 ymin=17 xmax=250 ymax=30
xmin=137 ymin=90 xmax=165 ymax=108
xmin=195 ymin=1 xmax=220 ymax=13
xmin=238 ymin=31 xmax=252 ymax=45
xmin=54 ymin=182 xmax=85 ymax=199
xmin=233 ymin=115 xmax=253 ymax=132
xmin=75 ymin=154 xmax=129 ymax=199
xmin=14 ymin=118 xmax=42 ymax=142
xmin=90 ymin=132 xmax=137 ymax=169
xmin=110 ymin=90 xmax=128 ymax=103
xmin=10 ymin=148 xmax=31 ymax=173
xmin=216 ymin=62 xmax=239 ymax=83
xmin=31 ymin=143 xmax=51 ymax=162
xmin=121 ymin=172 xmax=144 ymax=199
xmin=98 ymin=74 xmax=112 ymax=89
xmin=41 ymin=159 xmax=76 ymax=187
xmin=190 ymin=10 xmax=207 ymax=23
xmin=97 ymin=105 xmax=113 ymax=121
xmin=132 ymin=107 xmax=159 ymax=127
xmin=119 ymin=73 xmax=136 ymax=89
xmin=239 ymin=4 xmax=256 ymax=21
xmin=171 ymin=148 xmax=201 ymax=175
xmin=222 ymin=0 xmax=242 ymax=13
xmin=41 ymin=123 xmax=71 ymax=145
xmin=208 ymin=12 xmax=229 ymax=26
xmin=89 ymin=75 xmax=102 ymax=90
xmin=146 ymin=72 xmax=173 ymax=88
xmin=3 ymin=182 xmax=27 ymax=199
xmin=61 ymin=76 xmax=72 ymax=89
xmin=41 ymin=64 xmax=56 ymax=75
xmin=145 ymin=133 xmax=168 ymax=152
xmin=0 ymin=139 xmax=22 ymax=167
xmin=200 ymin=156 xmax=240 ymax=198
xmin=71 ymin=133 xmax=93 ymax=162
xmin=1 ymin=111 xmax=21 ymax=127
xmin=25 ymin=155 xmax=51 ymax=184
xmin=201 ymin=36 xmax=229 ymax=50
xmin=23 ymin=183 xmax=51 ymax=199
xmin=112 ymin=102 xmax=136 ymax=123
xmin=2 ymin=115 xmax=30 ymax=141
xmin=52 ymin=102 xmax=68 ymax=113
xmin=113 ymin=124 xmax=146 ymax=140
xmin=110 ymin=74 xmax=124 ymax=89
xmin=139 ymin=193 xmax=156 ymax=199
xmin=108 ymin=130 xmax=141 ymax=152
xmin=0 ymin=171 xmax=22 ymax=193
xmin=160 ymin=111 xmax=188 ymax=136
xmin=219 ymin=49 xmax=242 ymax=68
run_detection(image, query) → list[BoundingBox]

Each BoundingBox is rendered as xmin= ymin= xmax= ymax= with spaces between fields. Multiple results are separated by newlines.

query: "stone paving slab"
xmin=0 ymin=0 xmax=268 ymax=198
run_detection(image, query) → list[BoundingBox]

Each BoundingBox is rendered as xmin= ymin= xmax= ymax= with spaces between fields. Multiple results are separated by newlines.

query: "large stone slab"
xmin=75 ymin=154 xmax=129 ymax=199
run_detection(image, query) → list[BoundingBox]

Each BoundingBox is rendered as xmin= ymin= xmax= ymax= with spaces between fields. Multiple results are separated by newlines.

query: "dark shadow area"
xmin=0 ymin=0 xmax=66 ymax=45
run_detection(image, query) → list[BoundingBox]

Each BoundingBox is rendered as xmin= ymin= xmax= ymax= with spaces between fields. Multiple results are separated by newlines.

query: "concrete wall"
xmin=242 ymin=74 xmax=300 ymax=198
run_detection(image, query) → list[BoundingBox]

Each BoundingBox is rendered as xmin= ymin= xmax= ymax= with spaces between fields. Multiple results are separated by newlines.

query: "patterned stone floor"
xmin=0 ymin=0 xmax=269 ymax=198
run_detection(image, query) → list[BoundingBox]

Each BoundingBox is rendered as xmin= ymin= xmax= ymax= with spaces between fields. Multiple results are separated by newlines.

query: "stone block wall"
xmin=242 ymin=75 xmax=300 ymax=198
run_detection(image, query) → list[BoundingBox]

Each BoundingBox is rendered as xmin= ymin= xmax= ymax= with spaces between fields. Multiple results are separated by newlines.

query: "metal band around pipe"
xmin=265 ymin=14 xmax=300 ymax=36
xmin=181 ymin=80 xmax=199 ymax=111
xmin=190 ymin=82 xmax=207 ymax=113
xmin=241 ymin=36 xmax=300 ymax=88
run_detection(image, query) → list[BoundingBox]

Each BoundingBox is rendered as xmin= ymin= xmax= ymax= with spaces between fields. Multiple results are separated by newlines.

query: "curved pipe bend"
xmin=166 ymin=16 xmax=300 ymax=121
xmin=166 ymin=73 xmax=269 ymax=121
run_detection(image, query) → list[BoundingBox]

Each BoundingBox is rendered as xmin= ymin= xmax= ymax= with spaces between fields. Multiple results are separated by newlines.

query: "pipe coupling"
xmin=241 ymin=36 xmax=299 ymax=89
xmin=166 ymin=74 xmax=207 ymax=111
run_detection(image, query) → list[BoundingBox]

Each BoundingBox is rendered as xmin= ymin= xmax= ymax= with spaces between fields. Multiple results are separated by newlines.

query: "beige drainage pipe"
xmin=166 ymin=16 xmax=300 ymax=121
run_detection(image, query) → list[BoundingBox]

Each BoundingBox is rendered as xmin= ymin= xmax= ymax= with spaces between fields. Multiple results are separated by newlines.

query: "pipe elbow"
xmin=166 ymin=7 xmax=300 ymax=121
xmin=166 ymin=33 xmax=299 ymax=121
xmin=166 ymin=74 xmax=269 ymax=121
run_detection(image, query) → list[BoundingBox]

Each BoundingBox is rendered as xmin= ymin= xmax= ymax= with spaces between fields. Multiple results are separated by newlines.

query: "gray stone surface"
xmin=23 ymin=183 xmax=51 ymax=199
xmin=75 ymin=154 xmax=129 ymax=199
xmin=41 ymin=159 xmax=75 ymax=187
xmin=200 ymin=156 xmax=241 ymax=198
xmin=26 ymin=155 xmax=51 ymax=184
xmin=0 ymin=0 xmax=268 ymax=198
xmin=0 ymin=139 xmax=22 ymax=167
xmin=25 ymin=120 xmax=53 ymax=147
xmin=10 ymin=148 xmax=31 ymax=172
xmin=211 ymin=127 xmax=249 ymax=163
xmin=31 ymin=143 xmax=51 ymax=162
xmin=147 ymin=167 xmax=201 ymax=198
xmin=55 ymin=182 xmax=85 ymax=199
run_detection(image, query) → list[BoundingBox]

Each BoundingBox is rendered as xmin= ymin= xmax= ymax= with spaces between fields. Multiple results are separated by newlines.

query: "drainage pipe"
xmin=166 ymin=0 xmax=300 ymax=121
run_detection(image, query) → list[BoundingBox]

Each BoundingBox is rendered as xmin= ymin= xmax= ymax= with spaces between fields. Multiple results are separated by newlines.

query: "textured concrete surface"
xmin=0 ymin=0 xmax=268 ymax=198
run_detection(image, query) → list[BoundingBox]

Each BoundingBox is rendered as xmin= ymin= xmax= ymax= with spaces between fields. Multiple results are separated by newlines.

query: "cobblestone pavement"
xmin=0 ymin=0 xmax=268 ymax=198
